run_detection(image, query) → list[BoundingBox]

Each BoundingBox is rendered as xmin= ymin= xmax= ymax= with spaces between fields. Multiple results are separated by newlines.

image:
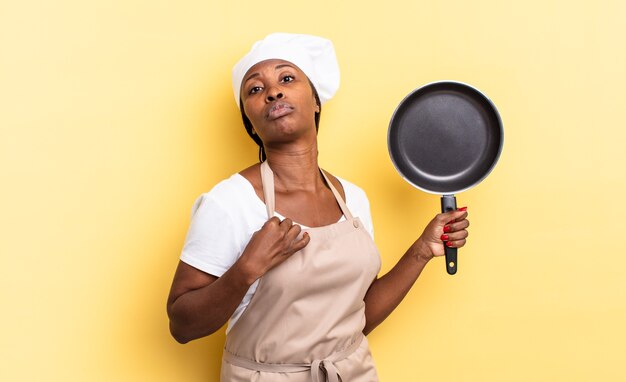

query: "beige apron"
xmin=221 ymin=161 xmax=381 ymax=381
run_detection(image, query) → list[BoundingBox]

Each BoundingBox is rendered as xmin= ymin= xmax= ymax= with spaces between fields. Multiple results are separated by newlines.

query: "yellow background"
xmin=2 ymin=0 xmax=625 ymax=380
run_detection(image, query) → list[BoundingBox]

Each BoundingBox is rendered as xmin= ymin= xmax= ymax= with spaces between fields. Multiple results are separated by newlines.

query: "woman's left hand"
xmin=414 ymin=207 xmax=469 ymax=262
xmin=363 ymin=207 xmax=470 ymax=333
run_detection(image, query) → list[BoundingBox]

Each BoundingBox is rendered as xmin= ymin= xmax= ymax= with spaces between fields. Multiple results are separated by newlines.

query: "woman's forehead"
xmin=243 ymin=59 xmax=303 ymax=80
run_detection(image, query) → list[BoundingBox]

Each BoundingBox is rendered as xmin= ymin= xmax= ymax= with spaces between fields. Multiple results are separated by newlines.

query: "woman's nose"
xmin=266 ymin=88 xmax=284 ymax=102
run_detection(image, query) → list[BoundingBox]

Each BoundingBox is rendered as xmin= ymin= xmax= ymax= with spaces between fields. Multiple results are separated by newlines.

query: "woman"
xmin=167 ymin=33 xmax=469 ymax=381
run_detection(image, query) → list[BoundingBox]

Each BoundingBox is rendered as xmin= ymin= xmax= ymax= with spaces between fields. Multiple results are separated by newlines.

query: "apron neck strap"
xmin=260 ymin=161 xmax=354 ymax=221
xmin=319 ymin=168 xmax=354 ymax=220
xmin=260 ymin=161 xmax=275 ymax=219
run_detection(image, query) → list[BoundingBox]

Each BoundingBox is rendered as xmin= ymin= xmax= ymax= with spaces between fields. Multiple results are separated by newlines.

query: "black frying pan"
xmin=388 ymin=81 xmax=503 ymax=275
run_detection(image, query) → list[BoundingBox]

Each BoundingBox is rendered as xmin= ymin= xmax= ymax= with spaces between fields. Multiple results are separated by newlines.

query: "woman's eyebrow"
xmin=274 ymin=64 xmax=295 ymax=70
xmin=244 ymin=64 xmax=297 ymax=85
xmin=243 ymin=72 xmax=260 ymax=85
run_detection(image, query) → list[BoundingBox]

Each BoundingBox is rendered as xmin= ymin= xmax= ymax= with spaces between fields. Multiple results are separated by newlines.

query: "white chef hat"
xmin=232 ymin=33 xmax=340 ymax=108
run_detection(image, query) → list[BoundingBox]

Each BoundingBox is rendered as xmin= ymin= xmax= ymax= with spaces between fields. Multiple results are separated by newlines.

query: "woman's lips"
xmin=267 ymin=102 xmax=294 ymax=120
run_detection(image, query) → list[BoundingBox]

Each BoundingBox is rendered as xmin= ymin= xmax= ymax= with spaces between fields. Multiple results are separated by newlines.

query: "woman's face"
xmin=240 ymin=59 xmax=320 ymax=146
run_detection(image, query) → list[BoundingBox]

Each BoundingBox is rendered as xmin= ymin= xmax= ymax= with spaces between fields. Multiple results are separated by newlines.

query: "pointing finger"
xmin=290 ymin=232 xmax=311 ymax=253
xmin=284 ymin=223 xmax=302 ymax=242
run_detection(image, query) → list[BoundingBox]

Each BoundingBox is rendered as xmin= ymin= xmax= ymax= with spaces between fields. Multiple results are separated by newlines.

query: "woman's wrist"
xmin=231 ymin=257 xmax=261 ymax=287
xmin=411 ymin=237 xmax=434 ymax=264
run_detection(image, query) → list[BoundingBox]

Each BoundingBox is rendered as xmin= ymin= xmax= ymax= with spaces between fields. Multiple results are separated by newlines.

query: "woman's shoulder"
xmin=205 ymin=172 xmax=253 ymax=200
xmin=238 ymin=163 xmax=262 ymax=183
xmin=333 ymin=175 xmax=369 ymax=205
xmin=332 ymin=174 xmax=374 ymax=237
xmin=189 ymin=169 xmax=261 ymax=217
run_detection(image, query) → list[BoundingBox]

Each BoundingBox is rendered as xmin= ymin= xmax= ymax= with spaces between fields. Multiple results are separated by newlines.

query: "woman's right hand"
xmin=237 ymin=217 xmax=310 ymax=284
xmin=167 ymin=217 xmax=309 ymax=343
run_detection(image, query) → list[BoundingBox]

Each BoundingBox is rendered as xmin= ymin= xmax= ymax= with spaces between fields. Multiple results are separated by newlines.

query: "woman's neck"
xmin=264 ymin=142 xmax=324 ymax=192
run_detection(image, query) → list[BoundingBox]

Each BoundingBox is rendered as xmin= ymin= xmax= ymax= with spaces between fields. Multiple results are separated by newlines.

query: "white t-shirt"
xmin=180 ymin=172 xmax=374 ymax=332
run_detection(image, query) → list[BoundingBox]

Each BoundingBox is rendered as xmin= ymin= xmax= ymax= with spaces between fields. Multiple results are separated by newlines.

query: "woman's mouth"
xmin=267 ymin=102 xmax=294 ymax=120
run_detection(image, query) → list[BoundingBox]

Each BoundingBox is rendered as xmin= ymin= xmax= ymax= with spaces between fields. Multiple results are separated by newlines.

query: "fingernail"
xmin=458 ymin=207 xmax=467 ymax=211
xmin=446 ymin=241 xmax=454 ymax=247
xmin=441 ymin=234 xmax=449 ymax=241
xmin=443 ymin=226 xmax=451 ymax=233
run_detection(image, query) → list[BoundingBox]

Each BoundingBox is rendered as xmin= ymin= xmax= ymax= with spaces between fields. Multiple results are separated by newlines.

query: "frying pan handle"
xmin=441 ymin=195 xmax=458 ymax=275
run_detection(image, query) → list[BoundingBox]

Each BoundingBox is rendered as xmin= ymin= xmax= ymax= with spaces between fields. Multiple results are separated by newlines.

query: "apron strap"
xmin=319 ymin=169 xmax=354 ymax=221
xmin=260 ymin=161 xmax=354 ymax=221
xmin=222 ymin=335 xmax=364 ymax=382
xmin=260 ymin=161 xmax=275 ymax=219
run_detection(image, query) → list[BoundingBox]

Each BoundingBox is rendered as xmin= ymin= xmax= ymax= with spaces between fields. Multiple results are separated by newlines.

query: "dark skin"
xmin=167 ymin=59 xmax=470 ymax=343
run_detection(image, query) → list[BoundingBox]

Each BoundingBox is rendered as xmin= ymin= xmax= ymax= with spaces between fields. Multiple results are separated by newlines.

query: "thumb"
xmin=443 ymin=206 xmax=468 ymax=223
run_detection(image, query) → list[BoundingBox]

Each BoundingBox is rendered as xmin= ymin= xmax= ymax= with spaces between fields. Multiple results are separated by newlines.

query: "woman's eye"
xmin=249 ymin=86 xmax=262 ymax=94
xmin=282 ymin=75 xmax=294 ymax=83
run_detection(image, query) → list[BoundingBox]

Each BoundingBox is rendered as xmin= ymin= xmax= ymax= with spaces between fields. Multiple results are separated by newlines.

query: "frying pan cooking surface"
xmin=388 ymin=81 xmax=503 ymax=194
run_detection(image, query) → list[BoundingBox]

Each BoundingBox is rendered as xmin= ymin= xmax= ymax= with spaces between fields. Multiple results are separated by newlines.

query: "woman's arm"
xmin=167 ymin=260 xmax=253 ymax=344
xmin=167 ymin=217 xmax=310 ymax=343
xmin=362 ymin=208 xmax=469 ymax=335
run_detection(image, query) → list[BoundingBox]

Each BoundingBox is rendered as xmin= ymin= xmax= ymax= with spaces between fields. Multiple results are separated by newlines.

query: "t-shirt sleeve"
xmin=180 ymin=193 xmax=242 ymax=277
xmin=340 ymin=179 xmax=375 ymax=239
xmin=361 ymin=194 xmax=374 ymax=239
xmin=356 ymin=190 xmax=375 ymax=239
